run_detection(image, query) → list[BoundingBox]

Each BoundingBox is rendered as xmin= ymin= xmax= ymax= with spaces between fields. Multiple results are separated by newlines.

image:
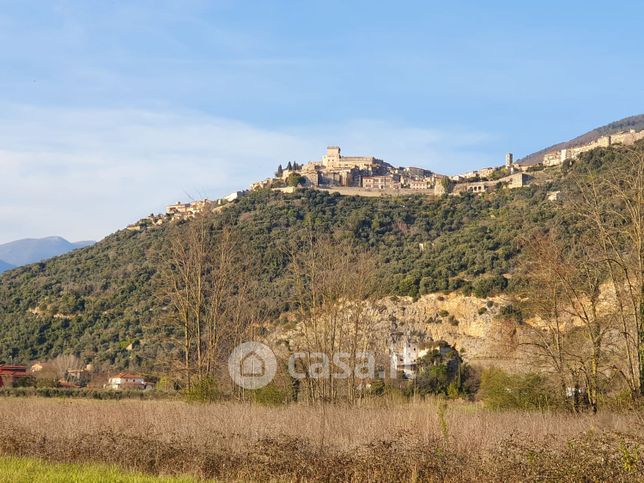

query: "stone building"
xmin=478 ymin=167 xmax=496 ymax=178
xmin=453 ymin=172 xmax=529 ymax=195
xmin=321 ymin=146 xmax=384 ymax=170
xmin=542 ymin=129 xmax=644 ymax=167
xmin=408 ymin=179 xmax=434 ymax=190
xmin=320 ymin=168 xmax=360 ymax=187
xmin=362 ymin=175 xmax=401 ymax=190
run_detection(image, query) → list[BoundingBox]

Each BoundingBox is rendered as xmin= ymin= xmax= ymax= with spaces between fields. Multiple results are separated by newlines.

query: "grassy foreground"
xmin=0 ymin=397 xmax=641 ymax=481
xmin=0 ymin=456 xmax=197 ymax=483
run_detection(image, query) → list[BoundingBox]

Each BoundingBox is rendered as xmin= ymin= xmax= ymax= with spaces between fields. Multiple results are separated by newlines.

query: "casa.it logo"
xmin=227 ymin=341 xmax=277 ymax=390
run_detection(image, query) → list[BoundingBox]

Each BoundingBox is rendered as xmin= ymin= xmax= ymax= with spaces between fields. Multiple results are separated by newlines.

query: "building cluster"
xmin=279 ymin=146 xmax=394 ymax=188
xmin=529 ymin=129 xmax=644 ymax=168
xmin=447 ymin=172 xmax=530 ymax=195
xmin=253 ymin=146 xmax=530 ymax=197
xmin=126 ymin=191 xmax=248 ymax=232
xmin=450 ymin=153 xmax=515 ymax=181
xmin=126 ymin=145 xmax=541 ymax=235
xmin=0 ymin=362 xmax=155 ymax=392
xmin=256 ymin=147 xmax=442 ymax=191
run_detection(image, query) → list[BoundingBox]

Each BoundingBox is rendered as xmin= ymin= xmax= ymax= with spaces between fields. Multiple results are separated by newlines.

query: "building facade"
xmin=106 ymin=373 xmax=153 ymax=391
xmin=362 ymin=175 xmax=401 ymax=190
xmin=321 ymin=146 xmax=384 ymax=170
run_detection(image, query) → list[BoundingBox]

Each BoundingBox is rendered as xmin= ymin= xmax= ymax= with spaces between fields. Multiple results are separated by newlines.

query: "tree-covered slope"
xmin=0 ymin=173 xmax=568 ymax=369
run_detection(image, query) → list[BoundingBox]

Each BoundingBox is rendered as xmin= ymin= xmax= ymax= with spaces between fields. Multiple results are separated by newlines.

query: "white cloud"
xmin=0 ymin=105 xmax=495 ymax=244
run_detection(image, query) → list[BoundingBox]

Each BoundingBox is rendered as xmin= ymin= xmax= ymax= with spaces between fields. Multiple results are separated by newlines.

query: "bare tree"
xmin=50 ymin=354 xmax=83 ymax=380
xmin=287 ymin=230 xmax=380 ymax=404
xmin=517 ymin=145 xmax=643 ymax=409
xmin=567 ymin=147 xmax=643 ymax=397
xmin=516 ymin=233 xmax=572 ymax=406
xmin=162 ymin=215 xmax=254 ymax=391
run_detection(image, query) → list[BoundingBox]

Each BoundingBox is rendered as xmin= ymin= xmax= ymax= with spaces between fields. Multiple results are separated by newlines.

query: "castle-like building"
xmin=320 ymin=146 xmax=384 ymax=170
xmin=300 ymin=146 xmax=389 ymax=187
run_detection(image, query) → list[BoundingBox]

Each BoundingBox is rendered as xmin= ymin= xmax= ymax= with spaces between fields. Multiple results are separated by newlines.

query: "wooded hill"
xmin=0 ymin=142 xmax=638 ymax=370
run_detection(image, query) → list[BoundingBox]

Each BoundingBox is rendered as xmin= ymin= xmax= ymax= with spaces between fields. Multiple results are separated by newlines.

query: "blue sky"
xmin=0 ymin=0 xmax=643 ymax=243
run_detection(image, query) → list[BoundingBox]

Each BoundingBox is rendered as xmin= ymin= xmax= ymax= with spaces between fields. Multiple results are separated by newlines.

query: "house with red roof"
xmin=106 ymin=372 xmax=154 ymax=391
xmin=0 ymin=365 xmax=29 ymax=388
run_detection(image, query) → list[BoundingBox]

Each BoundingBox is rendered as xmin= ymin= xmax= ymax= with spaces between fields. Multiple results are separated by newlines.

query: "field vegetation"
xmin=0 ymin=456 xmax=195 ymax=483
xmin=0 ymin=398 xmax=641 ymax=482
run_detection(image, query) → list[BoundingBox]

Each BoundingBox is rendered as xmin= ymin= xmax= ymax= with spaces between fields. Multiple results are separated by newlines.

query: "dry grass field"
xmin=0 ymin=397 xmax=641 ymax=482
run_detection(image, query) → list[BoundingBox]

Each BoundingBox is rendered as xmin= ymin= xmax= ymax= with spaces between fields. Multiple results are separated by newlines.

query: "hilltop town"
xmin=251 ymin=145 xmax=527 ymax=196
xmin=521 ymin=127 xmax=644 ymax=167
xmin=125 ymin=127 xmax=644 ymax=232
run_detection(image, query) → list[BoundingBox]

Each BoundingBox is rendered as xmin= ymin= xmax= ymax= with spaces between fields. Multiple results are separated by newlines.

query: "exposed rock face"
xmin=270 ymin=293 xmax=533 ymax=372
xmin=373 ymin=293 xmax=530 ymax=371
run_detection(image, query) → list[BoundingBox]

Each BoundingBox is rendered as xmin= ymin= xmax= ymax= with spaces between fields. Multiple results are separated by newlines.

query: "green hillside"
xmin=4 ymin=141 xmax=636 ymax=370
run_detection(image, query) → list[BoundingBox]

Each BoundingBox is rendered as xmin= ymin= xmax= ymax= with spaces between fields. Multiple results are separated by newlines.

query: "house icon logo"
xmin=228 ymin=342 xmax=277 ymax=389
xmin=240 ymin=351 xmax=266 ymax=378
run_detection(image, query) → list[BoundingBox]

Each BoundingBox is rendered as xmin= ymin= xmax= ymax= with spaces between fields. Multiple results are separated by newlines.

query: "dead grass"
xmin=0 ymin=397 xmax=641 ymax=481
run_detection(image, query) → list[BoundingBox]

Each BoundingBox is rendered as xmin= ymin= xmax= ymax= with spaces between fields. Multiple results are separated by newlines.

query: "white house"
xmin=106 ymin=373 xmax=153 ymax=391
xmin=390 ymin=340 xmax=430 ymax=379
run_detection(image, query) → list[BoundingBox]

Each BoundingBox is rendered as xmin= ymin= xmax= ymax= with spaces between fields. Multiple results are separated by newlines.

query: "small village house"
xmin=0 ymin=365 xmax=29 ymax=388
xmin=65 ymin=368 xmax=92 ymax=387
xmin=106 ymin=373 xmax=154 ymax=391
xmin=362 ymin=175 xmax=401 ymax=190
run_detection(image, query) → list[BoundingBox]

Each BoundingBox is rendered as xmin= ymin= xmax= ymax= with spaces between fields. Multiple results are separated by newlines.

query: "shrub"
xmin=472 ymin=275 xmax=508 ymax=298
xmin=447 ymin=381 xmax=460 ymax=400
xmin=412 ymin=344 xmax=466 ymax=397
xmin=499 ymin=304 xmax=523 ymax=324
xmin=184 ymin=377 xmax=221 ymax=403
xmin=479 ymin=368 xmax=558 ymax=410
xmin=251 ymin=384 xmax=289 ymax=406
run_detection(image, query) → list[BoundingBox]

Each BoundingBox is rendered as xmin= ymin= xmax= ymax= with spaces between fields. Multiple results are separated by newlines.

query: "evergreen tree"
xmin=275 ymin=164 xmax=283 ymax=177
xmin=286 ymin=161 xmax=293 ymax=171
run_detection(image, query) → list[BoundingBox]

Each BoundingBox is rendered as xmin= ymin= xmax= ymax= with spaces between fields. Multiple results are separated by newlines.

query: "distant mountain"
xmin=0 ymin=237 xmax=95 ymax=267
xmin=0 ymin=260 xmax=15 ymax=274
xmin=518 ymin=114 xmax=644 ymax=166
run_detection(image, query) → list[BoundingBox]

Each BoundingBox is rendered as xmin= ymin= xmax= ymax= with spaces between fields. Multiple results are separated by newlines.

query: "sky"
xmin=0 ymin=0 xmax=643 ymax=244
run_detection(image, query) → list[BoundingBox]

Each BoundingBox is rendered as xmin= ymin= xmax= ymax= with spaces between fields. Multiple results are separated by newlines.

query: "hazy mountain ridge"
xmin=518 ymin=114 xmax=644 ymax=166
xmin=0 ymin=260 xmax=15 ymax=273
xmin=0 ymin=236 xmax=95 ymax=268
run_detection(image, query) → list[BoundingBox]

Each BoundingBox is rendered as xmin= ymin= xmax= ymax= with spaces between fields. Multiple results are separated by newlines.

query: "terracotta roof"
xmin=0 ymin=365 xmax=28 ymax=376
xmin=112 ymin=372 xmax=145 ymax=379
